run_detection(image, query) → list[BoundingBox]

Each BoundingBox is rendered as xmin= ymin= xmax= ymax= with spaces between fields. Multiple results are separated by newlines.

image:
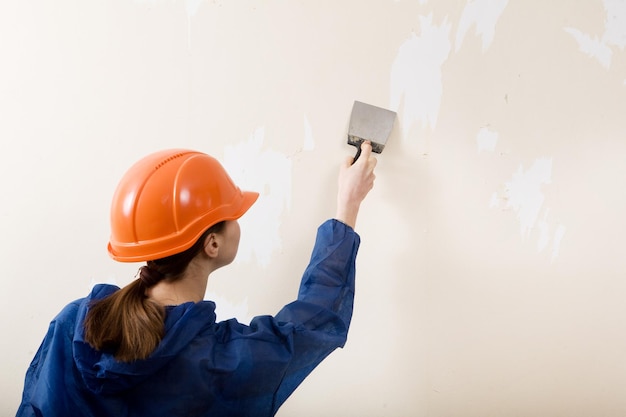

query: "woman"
xmin=17 ymin=142 xmax=377 ymax=417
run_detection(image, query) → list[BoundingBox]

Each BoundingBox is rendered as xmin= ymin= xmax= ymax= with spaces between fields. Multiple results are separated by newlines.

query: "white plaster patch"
xmin=551 ymin=223 xmax=567 ymax=261
xmin=490 ymin=157 xmax=566 ymax=260
xmin=303 ymin=114 xmax=315 ymax=151
xmin=476 ymin=127 xmax=498 ymax=153
xmin=564 ymin=28 xmax=613 ymax=68
xmin=505 ymin=158 xmax=552 ymax=238
xmin=185 ymin=0 xmax=204 ymax=48
xmin=536 ymin=209 xmax=567 ymax=260
xmin=134 ymin=0 xmax=207 ymax=17
xmin=565 ymin=0 xmax=626 ymax=68
xmin=537 ymin=208 xmax=551 ymax=253
xmin=390 ymin=14 xmax=452 ymax=133
xmin=185 ymin=0 xmax=204 ymax=16
xmin=489 ymin=191 xmax=500 ymax=209
xmin=133 ymin=0 xmax=211 ymax=48
xmin=223 ymin=128 xmax=292 ymax=267
xmin=206 ymin=291 xmax=252 ymax=324
xmin=603 ymin=0 xmax=626 ymax=49
xmin=455 ymin=0 xmax=509 ymax=52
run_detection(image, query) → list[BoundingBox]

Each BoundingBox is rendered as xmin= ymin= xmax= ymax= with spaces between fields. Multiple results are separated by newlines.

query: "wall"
xmin=2 ymin=1 xmax=626 ymax=415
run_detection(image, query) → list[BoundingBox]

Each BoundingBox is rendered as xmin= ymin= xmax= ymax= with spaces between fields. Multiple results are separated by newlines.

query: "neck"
xmin=147 ymin=260 xmax=213 ymax=305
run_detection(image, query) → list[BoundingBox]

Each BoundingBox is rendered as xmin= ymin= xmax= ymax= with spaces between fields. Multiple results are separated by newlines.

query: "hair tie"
xmin=138 ymin=265 xmax=165 ymax=288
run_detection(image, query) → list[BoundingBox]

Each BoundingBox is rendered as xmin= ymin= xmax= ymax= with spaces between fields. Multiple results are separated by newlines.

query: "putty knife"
xmin=347 ymin=101 xmax=397 ymax=163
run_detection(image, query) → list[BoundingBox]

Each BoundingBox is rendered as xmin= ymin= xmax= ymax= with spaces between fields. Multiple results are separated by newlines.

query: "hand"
xmin=335 ymin=141 xmax=377 ymax=229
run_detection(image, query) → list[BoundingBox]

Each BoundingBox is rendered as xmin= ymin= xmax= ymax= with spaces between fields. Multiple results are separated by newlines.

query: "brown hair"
xmin=84 ymin=221 xmax=225 ymax=362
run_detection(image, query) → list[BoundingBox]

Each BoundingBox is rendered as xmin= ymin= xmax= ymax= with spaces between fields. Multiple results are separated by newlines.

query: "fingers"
xmin=354 ymin=140 xmax=372 ymax=165
xmin=357 ymin=142 xmax=377 ymax=173
xmin=343 ymin=155 xmax=355 ymax=168
xmin=343 ymin=141 xmax=377 ymax=171
xmin=357 ymin=141 xmax=373 ymax=163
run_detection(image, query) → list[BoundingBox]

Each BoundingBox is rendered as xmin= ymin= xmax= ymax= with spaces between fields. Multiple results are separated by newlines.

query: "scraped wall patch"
xmin=551 ymin=224 xmax=567 ymax=262
xmin=602 ymin=0 xmax=626 ymax=48
xmin=476 ymin=127 xmax=498 ymax=153
xmin=503 ymin=158 xmax=552 ymax=238
xmin=537 ymin=208 xmax=552 ymax=253
xmin=205 ymin=290 xmax=252 ymax=324
xmin=390 ymin=13 xmax=452 ymax=133
xmin=455 ymin=0 xmax=509 ymax=52
xmin=303 ymin=114 xmax=315 ymax=151
xmin=537 ymin=210 xmax=567 ymax=262
xmin=490 ymin=157 xmax=566 ymax=259
xmin=135 ymin=0 xmax=207 ymax=17
xmin=564 ymin=28 xmax=613 ymax=68
xmin=134 ymin=0 xmax=212 ymax=47
xmin=185 ymin=0 xmax=204 ymax=16
xmin=565 ymin=0 xmax=626 ymax=69
xmin=223 ymin=128 xmax=292 ymax=267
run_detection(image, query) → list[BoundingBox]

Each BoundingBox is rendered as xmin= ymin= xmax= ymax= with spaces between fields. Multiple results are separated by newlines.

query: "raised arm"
xmin=334 ymin=141 xmax=377 ymax=229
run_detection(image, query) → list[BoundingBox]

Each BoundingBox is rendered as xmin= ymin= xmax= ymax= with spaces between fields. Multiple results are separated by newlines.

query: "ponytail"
xmin=84 ymin=221 xmax=225 ymax=362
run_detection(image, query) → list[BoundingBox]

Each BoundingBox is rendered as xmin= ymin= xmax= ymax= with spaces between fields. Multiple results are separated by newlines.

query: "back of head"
xmin=107 ymin=149 xmax=258 ymax=262
xmin=85 ymin=148 xmax=258 ymax=362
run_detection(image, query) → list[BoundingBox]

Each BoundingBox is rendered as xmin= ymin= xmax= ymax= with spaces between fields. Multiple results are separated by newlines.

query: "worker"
xmin=17 ymin=141 xmax=377 ymax=417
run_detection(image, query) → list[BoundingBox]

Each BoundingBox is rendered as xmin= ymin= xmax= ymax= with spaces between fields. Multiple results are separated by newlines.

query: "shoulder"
xmin=89 ymin=283 xmax=120 ymax=300
xmin=49 ymin=284 xmax=120 ymax=334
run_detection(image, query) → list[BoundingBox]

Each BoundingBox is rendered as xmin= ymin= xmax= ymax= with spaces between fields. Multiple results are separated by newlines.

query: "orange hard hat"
xmin=107 ymin=149 xmax=259 ymax=262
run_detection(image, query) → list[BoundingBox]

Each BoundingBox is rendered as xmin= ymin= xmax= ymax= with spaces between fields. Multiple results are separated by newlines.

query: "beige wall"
xmin=2 ymin=1 xmax=626 ymax=415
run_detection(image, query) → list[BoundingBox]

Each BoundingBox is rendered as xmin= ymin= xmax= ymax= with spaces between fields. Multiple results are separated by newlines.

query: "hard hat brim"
xmin=108 ymin=189 xmax=259 ymax=263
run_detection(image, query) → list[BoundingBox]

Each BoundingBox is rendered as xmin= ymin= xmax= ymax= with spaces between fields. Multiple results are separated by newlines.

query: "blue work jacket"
xmin=17 ymin=219 xmax=360 ymax=417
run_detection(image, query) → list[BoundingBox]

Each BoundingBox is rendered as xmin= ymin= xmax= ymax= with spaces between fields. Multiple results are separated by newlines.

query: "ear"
xmin=203 ymin=233 xmax=220 ymax=259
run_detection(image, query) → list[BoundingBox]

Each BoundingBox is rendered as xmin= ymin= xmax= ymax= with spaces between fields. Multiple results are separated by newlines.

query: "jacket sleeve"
xmin=16 ymin=302 xmax=82 ymax=417
xmin=16 ymin=326 xmax=50 ymax=417
xmin=270 ymin=218 xmax=360 ymax=411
